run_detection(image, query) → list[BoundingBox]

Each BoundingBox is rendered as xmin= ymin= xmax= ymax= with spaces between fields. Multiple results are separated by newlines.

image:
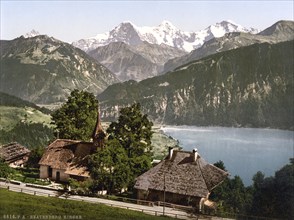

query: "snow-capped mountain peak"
xmin=72 ymin=20 xmax=258 ymax=52
xmin=24 ymin=29 xmax=40 ymax=38
xmin=158 ymin=20 xmax=178 ymax=31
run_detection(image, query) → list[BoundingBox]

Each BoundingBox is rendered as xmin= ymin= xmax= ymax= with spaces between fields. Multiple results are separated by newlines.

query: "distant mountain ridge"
xmin=163 ymin=20 xmax=294 ymax=73
xmin=73 ymin=20 xmax=258 ymax=52
xmin=0 ymin=35 xmax=118 ymax=104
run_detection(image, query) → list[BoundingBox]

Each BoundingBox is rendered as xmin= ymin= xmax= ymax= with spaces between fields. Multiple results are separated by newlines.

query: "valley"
xmin=0 ymin=12 xmax=293 ymax=219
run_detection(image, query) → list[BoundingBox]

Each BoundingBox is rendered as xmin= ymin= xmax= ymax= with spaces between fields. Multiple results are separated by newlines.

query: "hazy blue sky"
xmin=1 ymin=0 xmax=293 ymax=42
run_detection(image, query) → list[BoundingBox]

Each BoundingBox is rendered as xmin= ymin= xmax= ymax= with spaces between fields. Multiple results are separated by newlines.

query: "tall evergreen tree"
xmin=211 ymin=161 xmax=252 ymax=215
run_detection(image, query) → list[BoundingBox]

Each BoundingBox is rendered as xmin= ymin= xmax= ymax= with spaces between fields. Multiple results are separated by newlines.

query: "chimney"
xmin=192 ymin=148 xmax=198 ymax=161
xmin=168 ymin=147 xmax=174 ymax=160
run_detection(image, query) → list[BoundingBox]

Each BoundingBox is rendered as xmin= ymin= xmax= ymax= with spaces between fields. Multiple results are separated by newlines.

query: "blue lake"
xmin=161 ymin=126 xmax=294 ymax=186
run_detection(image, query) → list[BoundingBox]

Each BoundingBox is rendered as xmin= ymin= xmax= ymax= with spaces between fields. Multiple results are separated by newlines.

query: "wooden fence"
xmin=0 ymin=184 xmax=198 ymax=219
xmin=0 ymin=183 xmax=282 ymax=220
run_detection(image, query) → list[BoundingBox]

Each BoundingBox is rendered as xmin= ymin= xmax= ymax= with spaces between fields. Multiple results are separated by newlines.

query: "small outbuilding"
xmin=0 ymin=142 xmax=30 ymax=167
xmin=134 ymin=148 xmax=228 ymax=212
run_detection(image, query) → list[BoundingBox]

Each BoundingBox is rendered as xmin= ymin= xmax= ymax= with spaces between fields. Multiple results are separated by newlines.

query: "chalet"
xmin=134 ymin=148 xmax=228 ymax=212
xmin=38 ymin=110 xmax=105 ymax=182
xmin=0 ymin=142 xmax=30 ymax=167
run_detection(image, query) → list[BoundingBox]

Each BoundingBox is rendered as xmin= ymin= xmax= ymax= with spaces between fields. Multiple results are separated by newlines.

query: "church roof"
xmin=38 ymin=139 xmax=97 ymax=176
xmin=134 ymin=150 xmax=228 ymax=198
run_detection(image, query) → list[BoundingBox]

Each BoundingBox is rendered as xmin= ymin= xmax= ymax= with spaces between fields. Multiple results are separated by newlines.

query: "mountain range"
xmin=73 ymin=20 xmax=260 ymax=81
xmin=163 ymin=20 xmax=294 ymax=73
xmin=0 ymin=19 xmax=293 ymax=130
xmin=0 ymin=35 xmax=118 ymax=105
xmin=73 ymin=20 xmax=258 ymax=52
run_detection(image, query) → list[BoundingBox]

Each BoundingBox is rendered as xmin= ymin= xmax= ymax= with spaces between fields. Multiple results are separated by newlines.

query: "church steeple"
xmin=92 ymin=107 xmax=105 ymax=148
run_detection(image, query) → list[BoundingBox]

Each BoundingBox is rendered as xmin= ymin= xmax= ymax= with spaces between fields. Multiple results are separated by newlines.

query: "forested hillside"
xmin=99 ymin=40 xmax=294 ymax=130
xmin=0 ymin=92 xmax=51 ymax=114
xmin=0 ymin=92 xmax=54 ymax=148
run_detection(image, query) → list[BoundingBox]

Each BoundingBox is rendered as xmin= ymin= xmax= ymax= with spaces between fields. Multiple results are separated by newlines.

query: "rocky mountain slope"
xmin=163 ymin=20 xmax=294 ymax=73
xmin=88 ymin=41 xmax=186 ymax=81
xmin=73 ymin=20 xmax=258 ymax=52
xmin=0 ymin=35 xmax=119 ymax=104
xmin=98 ymin=40 xmax=294 ymax=129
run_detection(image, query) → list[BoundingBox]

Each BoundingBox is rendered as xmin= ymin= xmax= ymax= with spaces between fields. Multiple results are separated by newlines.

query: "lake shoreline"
xmin=155 ymin=123 xmax=294 ymax=132
xmin=160 ymin=125 xmax=294 ymax=186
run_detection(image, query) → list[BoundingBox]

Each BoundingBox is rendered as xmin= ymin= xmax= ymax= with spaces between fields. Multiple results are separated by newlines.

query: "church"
xmin=38 ymin=110 xmax=105 ymax=182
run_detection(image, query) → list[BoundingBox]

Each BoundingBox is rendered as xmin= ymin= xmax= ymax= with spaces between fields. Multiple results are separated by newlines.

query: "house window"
xmin=48 ymin=167 xmax=53 ymax=178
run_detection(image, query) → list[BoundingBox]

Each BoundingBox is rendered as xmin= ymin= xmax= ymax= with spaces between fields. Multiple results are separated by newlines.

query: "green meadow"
xmin=0 ymin=189 xmax=172 ymax=220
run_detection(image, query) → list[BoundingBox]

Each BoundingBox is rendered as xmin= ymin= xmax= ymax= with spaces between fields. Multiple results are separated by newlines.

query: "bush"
xmin=69 ymin=178 xmax=93 ymax=195
xmin=0 ymin=159 xmax=15 ymax=178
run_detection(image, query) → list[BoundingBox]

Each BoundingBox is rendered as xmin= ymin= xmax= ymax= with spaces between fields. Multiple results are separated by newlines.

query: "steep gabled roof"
xmin=92 ymin=109 xmax=106 ymax=148
xmin=134 ymin=150 xmax=228 ymax=198
xmin=38 ymin=139 xmax=96 ymax=172
xmin=0 ymin=142 xmax=30 ymax=162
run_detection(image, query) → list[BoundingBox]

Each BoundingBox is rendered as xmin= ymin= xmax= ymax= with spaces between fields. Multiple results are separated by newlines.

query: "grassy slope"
xmin=0 ymin=106 xmax=52 ymax=131
xmin=0 ymin=189 xmax=171 ymax=220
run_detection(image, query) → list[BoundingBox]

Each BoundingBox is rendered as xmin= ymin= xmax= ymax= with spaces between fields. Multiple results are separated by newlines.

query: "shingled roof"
xmin=134 ymin=149 xmax=228 ymax=198
xmin=0 ymin=142 xmax=30 ymax=163
xmin=39 ymin=139 xmax=97 ymax=176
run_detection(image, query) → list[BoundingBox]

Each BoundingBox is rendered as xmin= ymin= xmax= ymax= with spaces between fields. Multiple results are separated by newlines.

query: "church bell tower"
xmin=92 ymin=107 xmax=106 ymax=149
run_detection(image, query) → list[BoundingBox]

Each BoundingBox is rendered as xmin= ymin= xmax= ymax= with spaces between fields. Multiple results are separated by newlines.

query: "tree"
xmin=274 ymin=159 xmax=294 ymax=218
xmin=251 ymin=173 xmax=275 ymax=217
xmin=107 ymin=103 xmax=153 ymax=181
xmin=211 ymin=161 xmax=252 ymax=215
xmin=214 ymin=160 xmax=227 ymax=171
xmin=89 ymin=103 xmax=154 ymax=193
xmin=249 ymin=159 xmax=294 ymax=218
xmin=26 ymin=146 xmax=45 ymax=168
xmin=51 ymin=90 xmax=98 ymax=141
xmin=0 ymin=159 xmax=14 ymax=178
xmin=89 ymin=139 xmax=131 ymax=194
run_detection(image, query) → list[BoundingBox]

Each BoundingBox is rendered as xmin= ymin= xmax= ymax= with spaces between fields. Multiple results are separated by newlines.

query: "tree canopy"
xmin=107 ymin=103 xmax=153 ymax=180
xmin=51 ymin=90 xmax=98 ymax=141
xmin=0 ymin=159 xmax=15 ymax=178
xmin=211 ymin=159 xmax=294 ymax=219
xmin=0 ymin=122 xmax=54 ymax=149
xmin=26 ymin=146 xmax=45 ymax=168
xmin=89 ymin=139 xmax=131 ymax=194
